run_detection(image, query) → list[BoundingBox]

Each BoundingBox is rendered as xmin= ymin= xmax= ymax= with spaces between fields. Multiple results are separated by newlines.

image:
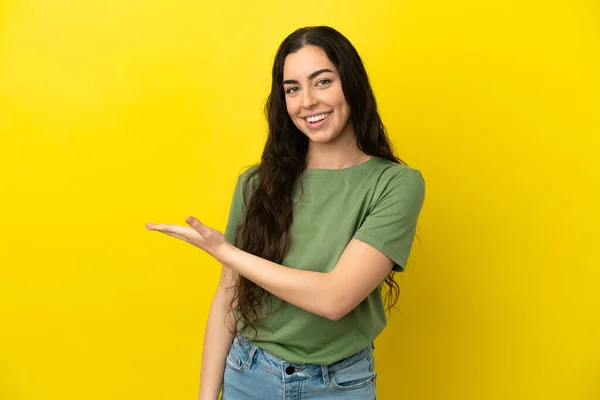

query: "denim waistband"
xmin=233 ymin=335 xmax=374 ymax=382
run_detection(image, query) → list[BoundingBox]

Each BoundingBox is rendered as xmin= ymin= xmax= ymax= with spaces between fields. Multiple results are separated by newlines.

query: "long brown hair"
xmin=231 ymin=26 xmax=406 ymax=337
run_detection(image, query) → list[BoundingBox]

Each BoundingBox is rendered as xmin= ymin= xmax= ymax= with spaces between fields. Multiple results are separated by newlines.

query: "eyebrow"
xmin=282 ymin=68 xmax=335 ymax=85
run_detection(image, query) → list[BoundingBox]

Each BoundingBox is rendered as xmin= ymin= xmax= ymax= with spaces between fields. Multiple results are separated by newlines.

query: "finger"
xmin=185 ymin=216 xmax=207 ymax=233
xmin=159 ymin=231 xmax=188 ymax=241
xmin=146 ymin=223 xmax=175 ymax=231
xmin=146 ymin=223 xmax=188 ymax=236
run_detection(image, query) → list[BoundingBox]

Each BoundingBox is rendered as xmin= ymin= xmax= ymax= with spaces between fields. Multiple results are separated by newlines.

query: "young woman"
xmin=147 ymin=26 xmax=425 ymax=400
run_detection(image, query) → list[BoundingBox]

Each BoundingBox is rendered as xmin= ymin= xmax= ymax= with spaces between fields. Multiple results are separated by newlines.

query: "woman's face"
xmin=282 ymin=45 xmax=354 ymax=145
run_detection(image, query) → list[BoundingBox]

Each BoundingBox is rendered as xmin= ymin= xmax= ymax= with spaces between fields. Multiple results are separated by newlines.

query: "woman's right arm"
xmin=198 ymin=266 xmax=238 ymax=400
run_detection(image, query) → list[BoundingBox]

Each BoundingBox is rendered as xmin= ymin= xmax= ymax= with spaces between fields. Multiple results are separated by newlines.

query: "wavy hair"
xmin=230 ymin=26 xmax=406 ymax=337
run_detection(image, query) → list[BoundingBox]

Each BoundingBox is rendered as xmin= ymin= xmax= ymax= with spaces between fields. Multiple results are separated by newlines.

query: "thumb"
xmin=185 ymin=216 xmax=204 ymax=231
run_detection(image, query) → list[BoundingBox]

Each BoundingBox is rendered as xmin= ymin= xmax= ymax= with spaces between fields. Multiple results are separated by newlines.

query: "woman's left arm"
xmin=221 ymin=236 xmax=394 ymax=321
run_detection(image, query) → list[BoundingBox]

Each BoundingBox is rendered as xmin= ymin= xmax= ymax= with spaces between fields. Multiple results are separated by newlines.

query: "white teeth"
xmin=306 ymin=113 xmax=330 ymax=123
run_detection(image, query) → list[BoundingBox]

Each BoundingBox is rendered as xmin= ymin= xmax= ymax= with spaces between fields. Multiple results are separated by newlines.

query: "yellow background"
xmin=1 ymin=0 xmax=598 ymax=399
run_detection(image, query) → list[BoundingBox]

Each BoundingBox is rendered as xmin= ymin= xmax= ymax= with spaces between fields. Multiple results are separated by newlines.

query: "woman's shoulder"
xmin=371 ymin=157 xmax=424 ymax=184
xmin=235 ymin=164 xmax=260 ymax=184
xmin=368 ymin=158 xmax=426 ymax=207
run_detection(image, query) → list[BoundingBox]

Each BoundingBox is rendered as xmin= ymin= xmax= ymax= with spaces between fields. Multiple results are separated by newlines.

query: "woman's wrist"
xmin=214 ymin=241 xmax=238 ymax=268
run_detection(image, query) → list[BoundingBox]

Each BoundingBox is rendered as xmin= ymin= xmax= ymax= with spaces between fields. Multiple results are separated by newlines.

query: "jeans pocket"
xmin=330 ymin=353 xmax=376 ymax=391
xmin=225 ymin=338 xmax=251 ymax=371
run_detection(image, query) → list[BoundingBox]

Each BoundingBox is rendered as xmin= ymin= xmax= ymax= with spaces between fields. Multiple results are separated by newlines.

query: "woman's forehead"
xmin=283 ymin=46 xmax=338 ymax=78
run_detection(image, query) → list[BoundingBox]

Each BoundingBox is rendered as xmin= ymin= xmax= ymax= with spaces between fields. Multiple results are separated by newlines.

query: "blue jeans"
xmin=222 ymin=335 xmax=377 ymax=399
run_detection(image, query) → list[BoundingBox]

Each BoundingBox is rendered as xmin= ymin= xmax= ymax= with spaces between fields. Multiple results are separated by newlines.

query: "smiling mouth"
xmin=305 ymin=112 xmax=331 ymax=124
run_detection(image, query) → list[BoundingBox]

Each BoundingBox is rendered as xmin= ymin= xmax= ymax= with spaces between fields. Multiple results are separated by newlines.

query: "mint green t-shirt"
xmin=223 ymin=156 xmax=425 ymax=365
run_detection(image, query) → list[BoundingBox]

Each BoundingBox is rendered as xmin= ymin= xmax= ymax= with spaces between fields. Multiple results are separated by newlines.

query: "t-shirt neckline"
xmin=301 ymin=156 xmax=382 ymax=178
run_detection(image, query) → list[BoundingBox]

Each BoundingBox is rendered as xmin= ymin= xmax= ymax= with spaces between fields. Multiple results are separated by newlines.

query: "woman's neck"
xmin=305 ymin=141 xmax=371 ymax=170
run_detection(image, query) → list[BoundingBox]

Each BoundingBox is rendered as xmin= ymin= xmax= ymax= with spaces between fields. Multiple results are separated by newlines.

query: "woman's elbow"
xmin=316 ymin=275 xmax=354 ymax=321
xmin=320 ymin=297 xmax=352 ymax=321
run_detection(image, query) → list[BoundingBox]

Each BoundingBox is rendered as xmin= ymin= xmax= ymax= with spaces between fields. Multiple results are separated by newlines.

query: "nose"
xmin=301 ymin=88 xmax=318 ymax=109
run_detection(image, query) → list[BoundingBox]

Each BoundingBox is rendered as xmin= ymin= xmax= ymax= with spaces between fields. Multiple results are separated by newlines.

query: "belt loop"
xmin=244 ymin=345 xmax=258 ymax=370
xmin=321 ymin=365 xmax=330 ymax=385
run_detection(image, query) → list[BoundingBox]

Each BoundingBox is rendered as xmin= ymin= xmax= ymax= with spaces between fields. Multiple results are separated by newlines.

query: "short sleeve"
xmin=224 ymin=166 xmax=259 ymax=245
xmin=352 ymin=168 xmax=425 ymax=272
xmin=224 ymin=176 xmax=244 ymax=245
